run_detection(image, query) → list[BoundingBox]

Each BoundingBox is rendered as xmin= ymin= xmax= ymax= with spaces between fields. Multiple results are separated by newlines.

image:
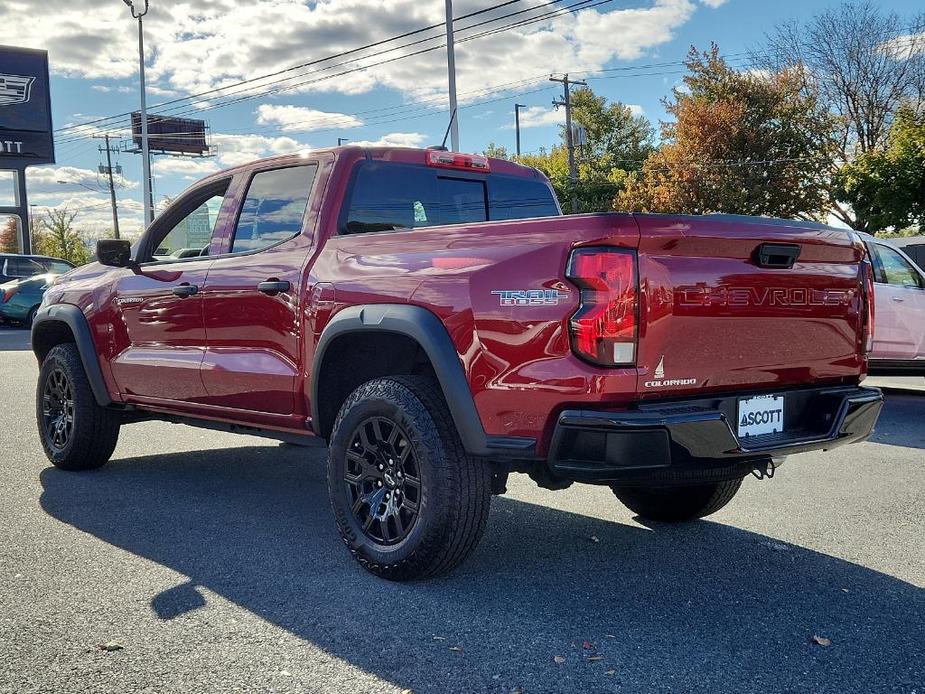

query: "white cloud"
xmin=627 ymin=104 xmax=646 ymax=117
xmin=211 ymin=133 xmax=311 ymax=167
xmin=347 ymin=132 xmax=429 ymax=148
xmin=256 ymin=104 xmax=364 ymax=132
xmin=505 ymin=106 xmax=564 ymax=129
xmin=27 ymin=165 xmax=138 ymax=192
xmin=879 ymin=31 xmax=925 ymax=59
xmin=152 ymin=158 xmax=221 ymax=180
xmin=3 ymin=0 xmax=725 ymax=105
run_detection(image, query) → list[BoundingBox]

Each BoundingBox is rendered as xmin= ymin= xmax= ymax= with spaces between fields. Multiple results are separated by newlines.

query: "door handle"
xmin=257 ymin=280 xmax=291 ymax=296
xmin=172 ymin=283 xmax=199 ymax=298
xmin=892 ymin=296 xmax=904 ymax=302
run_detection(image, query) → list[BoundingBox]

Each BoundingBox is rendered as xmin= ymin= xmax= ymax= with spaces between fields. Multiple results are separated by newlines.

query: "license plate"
xmin=737 ymin=395 xmax=785 ymax=438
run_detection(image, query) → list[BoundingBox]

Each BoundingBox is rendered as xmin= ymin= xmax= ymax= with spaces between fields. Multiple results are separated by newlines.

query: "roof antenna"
xmin=439 ymin=108 xmax=458 ymax=151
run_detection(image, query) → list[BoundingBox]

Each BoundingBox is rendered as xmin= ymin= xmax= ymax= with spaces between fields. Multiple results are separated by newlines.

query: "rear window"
xmin=341 ymin=162 xmax=558 ymax=235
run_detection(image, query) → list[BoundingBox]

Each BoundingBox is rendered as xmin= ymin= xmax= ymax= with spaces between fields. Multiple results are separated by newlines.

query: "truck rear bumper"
xmin=547 ymin=385 xmax=883 ymax=484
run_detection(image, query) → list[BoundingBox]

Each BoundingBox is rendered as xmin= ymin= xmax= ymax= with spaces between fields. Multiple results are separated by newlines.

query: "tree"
xmin=615 ymin=45 xmax=838 ymax=219
xmin=834 ymin=107 xmax=925 ymax=233
xmin=482 ymin=142 xmax=510 ymax=160
xmin=517 ymin=87 xmax=653 ymax=213
xmin=0 ymin=215 xmax=19 ymax=254
xmin=33 ymin=208 xmax=90 ymax=265
xmin=761 ymin=1 xmax=925 ymax=227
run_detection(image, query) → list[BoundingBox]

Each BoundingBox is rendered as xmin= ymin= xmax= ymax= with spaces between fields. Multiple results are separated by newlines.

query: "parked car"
xmin=859 ymin=233 xmax=925 ymax=375
xmin=0 ymin=274 xmax=57 ymax=326
xmin=31 ymin=147 xmax=883 ymax=580
xmin=0 ymin=254 xmax=75 ymax=284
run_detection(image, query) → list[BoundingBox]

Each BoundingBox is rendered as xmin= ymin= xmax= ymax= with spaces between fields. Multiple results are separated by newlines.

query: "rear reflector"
xmin=426 ymin=150 xmax=491 ymax=172
xmin=566 ymin=247 xmax=638 ymax=367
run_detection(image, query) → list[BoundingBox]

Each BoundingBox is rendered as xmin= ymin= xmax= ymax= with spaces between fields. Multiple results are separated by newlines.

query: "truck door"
xmin=199 ymin=162 xmax=319 ymax=415
xmin=109 ymin=177 xmax=236 ymax=403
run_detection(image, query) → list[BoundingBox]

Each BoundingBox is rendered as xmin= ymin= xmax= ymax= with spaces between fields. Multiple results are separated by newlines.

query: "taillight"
xmin=860 ymin=259 xmax=875 ymax=355
xmin=1 ymin=286 xmax=16 ymax=303
xmin=426 ymin=150 xmax=491 ymax=172
xmin=566 ymin=247 xmax=638 ymax=366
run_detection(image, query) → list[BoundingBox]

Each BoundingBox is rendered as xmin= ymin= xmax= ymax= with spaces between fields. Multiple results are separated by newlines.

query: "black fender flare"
xmin=31 ymin=304 xmax=114 ymax=407
xmin=311 ymin=304 xmax=535 ymax=458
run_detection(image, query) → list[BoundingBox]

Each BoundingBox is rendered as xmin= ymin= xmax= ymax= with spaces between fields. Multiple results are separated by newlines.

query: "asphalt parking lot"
xmin=1 ymin=324 xmax=923 ymax=694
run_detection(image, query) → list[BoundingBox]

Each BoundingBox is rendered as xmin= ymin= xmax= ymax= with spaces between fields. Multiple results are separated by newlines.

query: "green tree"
xmin=482 ymin=142 xmax=510 ymax=160
xmin=616 ymin=45 xmax=838 ymax=219
xmin=834 ymin=107 xmax=925 ymax=233
xmin=517 ymin=87 xmax=653 ymax=213
xmin=762 ymin=1 xmax=925 ymax=227
xmin=33 ymin=208 xmax=90 ymax=265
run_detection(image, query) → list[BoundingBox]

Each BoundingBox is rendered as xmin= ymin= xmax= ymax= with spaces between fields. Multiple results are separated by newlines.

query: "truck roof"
xmin=205 ymin=146 xmax=545 ymax=182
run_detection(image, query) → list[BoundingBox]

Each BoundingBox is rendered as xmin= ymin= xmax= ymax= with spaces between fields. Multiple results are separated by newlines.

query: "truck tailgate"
xmin=635 ymin=215 xmax=866 ymax=398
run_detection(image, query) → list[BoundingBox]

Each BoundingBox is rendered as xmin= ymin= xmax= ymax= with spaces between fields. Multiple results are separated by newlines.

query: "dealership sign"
xmin=0 ymin=45 xmax=55 ymax=164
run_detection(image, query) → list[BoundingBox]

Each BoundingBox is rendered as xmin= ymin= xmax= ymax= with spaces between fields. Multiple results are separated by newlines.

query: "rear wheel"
xmin=327 ymin=376 xmax=491 ymax=580
xmin=611 ymin=478 xmax=743 ymax=522
xmin=36 ymin=344 xmax=120 ymax=471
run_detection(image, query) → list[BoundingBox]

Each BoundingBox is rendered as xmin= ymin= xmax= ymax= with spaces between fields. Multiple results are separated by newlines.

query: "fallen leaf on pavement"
xmin=448 ymin=646 xmax=463 ymax=652
xmin=98 ymin=641 xmax=123 ymax=652
xmin=811 ymin=635 xmax=832 ymax=647
xmin=554 ymin=655 xmax=566 ymax=664
xmin=587 ymin=656 xmax=604 ymax=662
xmin=590 ymin=535 xmax=600 ymax=543
xmin=605 ymin=634 xmax=616 ymax=639
xmin=432 ymin=636 xmax=447 ymax=641
xmin=606 ymin=669 xmax=618 ymax=676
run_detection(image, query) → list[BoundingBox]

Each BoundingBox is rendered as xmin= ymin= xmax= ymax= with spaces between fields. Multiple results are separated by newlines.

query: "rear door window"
xmin=872 ymin=244 xmax=924 ymax=288
xmin=231 ymin=165 xmax=317 ymax=253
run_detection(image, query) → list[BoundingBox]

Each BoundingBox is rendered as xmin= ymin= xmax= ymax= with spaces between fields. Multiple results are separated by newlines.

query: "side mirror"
xmin=96 ymin=239 xmax=134 ymax=268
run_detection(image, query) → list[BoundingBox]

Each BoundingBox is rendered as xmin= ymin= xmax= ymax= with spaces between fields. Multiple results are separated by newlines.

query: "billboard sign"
xmin=0 ymin=45 xmax=55 ymax=164
xmin=131 ymin=113 xmax=209 ymax=155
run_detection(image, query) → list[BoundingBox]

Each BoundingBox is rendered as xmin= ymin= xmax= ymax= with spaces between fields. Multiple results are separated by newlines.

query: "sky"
xmin=3 ymin=0 xmax=923 ymax=237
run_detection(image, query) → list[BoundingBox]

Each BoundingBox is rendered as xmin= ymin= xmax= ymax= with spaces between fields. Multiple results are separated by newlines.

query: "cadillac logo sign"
xmin=0 ymin=73 xmax=34 ymax=107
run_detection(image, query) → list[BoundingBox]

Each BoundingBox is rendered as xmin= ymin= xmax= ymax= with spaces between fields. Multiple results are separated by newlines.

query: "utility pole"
xmin=124 ymin=0 xmax=154 ymax=226
xmin=444 ymin=0 xmax=460 ymax=152
xmin=550 ymin=74 xmax=586 ymax=214
xmin=514 ymin=103 xmax=525 ymax=157
xmin=337 ymin=138 xmax=350 ymax=146
xmin=98 ymin=134 xmax=121 ymax=239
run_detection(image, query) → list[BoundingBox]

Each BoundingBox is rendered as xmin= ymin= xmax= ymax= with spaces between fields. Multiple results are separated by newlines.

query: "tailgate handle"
xmin=754 ymin=243 xmax=800 ymax=269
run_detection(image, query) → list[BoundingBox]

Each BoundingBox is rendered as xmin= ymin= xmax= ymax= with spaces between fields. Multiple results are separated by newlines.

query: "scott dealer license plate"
xmin=737 ymin=395 xmax=785 ymax=438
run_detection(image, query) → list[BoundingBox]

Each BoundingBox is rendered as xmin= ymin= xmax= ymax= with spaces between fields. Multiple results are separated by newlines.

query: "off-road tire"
xmin=327 ymin=376 xmax=491 ymax=580
xmin=25 ymin=305 xmax=39 ymax=327
xmin=36 ymin=344 xmax=120 ymax=471
xmin=611 ymin=478 xmax=743 ymax=522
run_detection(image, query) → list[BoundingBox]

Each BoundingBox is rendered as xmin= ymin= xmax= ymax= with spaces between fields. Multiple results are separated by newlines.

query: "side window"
xmin=8 ymin=257 xmax=44 ymax=277
xmin=230 ymin=165 xmax=317 ymax=254
xmin=874 ymin=244 xmax=924 ymax=288
xmin=436 ymin=177 xmax=487 ymax=225
xmin=43 ymin=260 xmax=75 ymax=274
xmin=151 ymin=182 xmax=230 ymax=260
xmin=489 ymin=175 xmax=559 ymax=220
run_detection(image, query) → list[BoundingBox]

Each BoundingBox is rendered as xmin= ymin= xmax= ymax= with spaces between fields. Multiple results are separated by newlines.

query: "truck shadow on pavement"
xmin=39 ymin=443 xmax=923 ymax=694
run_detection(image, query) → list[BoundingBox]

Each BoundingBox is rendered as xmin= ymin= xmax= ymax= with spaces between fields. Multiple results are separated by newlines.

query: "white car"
xmin=859 ymin=233 xmax=925 ymax=375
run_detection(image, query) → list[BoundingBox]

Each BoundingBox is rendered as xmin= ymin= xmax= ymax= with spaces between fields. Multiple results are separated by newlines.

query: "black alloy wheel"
xmin=344 ymin=416 xmax=421 ymax=545
xmin=42 ymin=367 xmax=74 ymax=451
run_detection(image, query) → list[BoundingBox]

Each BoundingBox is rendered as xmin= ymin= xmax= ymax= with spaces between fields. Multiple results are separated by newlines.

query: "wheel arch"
xmin=31 ymin=304 xmax=113 ymax=407
xmin=311 ymin=304 xmax=535 ymax=458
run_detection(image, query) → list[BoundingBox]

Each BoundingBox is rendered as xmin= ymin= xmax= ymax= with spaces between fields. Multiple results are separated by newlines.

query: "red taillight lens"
xmin=566 ymin=247 xmax=638 ymax=366
xmin=1 ymin=286 xmax=16 ymax=303
xmin=860 ymin=259 xmax=875 ymax=355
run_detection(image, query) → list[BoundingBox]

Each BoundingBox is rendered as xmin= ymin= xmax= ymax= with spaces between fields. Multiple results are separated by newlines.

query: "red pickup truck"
xmin=32 ymin=147 xmax=883 ymax=580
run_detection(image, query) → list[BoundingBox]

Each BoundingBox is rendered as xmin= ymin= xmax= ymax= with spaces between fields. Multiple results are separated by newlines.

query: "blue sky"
xmin=5 ymin=0 xmax=923 ymax=235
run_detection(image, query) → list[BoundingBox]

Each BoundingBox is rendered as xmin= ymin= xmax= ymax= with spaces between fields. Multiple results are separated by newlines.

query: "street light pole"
xmin=444 ymin=0 xmax=460 ymax=152
xmin=124 ymin=0 xmax=154 ymax=227
xmin=514 ymin=103 xmax=525 ymax=157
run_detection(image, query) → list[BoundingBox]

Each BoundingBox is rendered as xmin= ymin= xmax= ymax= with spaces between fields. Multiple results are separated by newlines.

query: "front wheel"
xmin=327 ymin=376 xmax=491 ymax=580
xmin=36 ymin=344 xmax=120 ymax=471
xmin=611 ymin=478 xmax=743 ymax=522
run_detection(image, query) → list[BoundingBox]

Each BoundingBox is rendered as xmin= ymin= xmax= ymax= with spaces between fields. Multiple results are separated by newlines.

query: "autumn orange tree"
xmin=0 ymin=215 xmax=19 ymax=253
xmin=615 ymin=46 xmax=838 ymax=219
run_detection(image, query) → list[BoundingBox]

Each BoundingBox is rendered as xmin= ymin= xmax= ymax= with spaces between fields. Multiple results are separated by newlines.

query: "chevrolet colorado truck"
xmin=32 ymin=147 xmax=883 ymax=580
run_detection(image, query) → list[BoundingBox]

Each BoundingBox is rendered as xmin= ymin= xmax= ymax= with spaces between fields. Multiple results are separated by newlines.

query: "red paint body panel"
xmin=42 ymin=147 xmax=870 ymax=457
